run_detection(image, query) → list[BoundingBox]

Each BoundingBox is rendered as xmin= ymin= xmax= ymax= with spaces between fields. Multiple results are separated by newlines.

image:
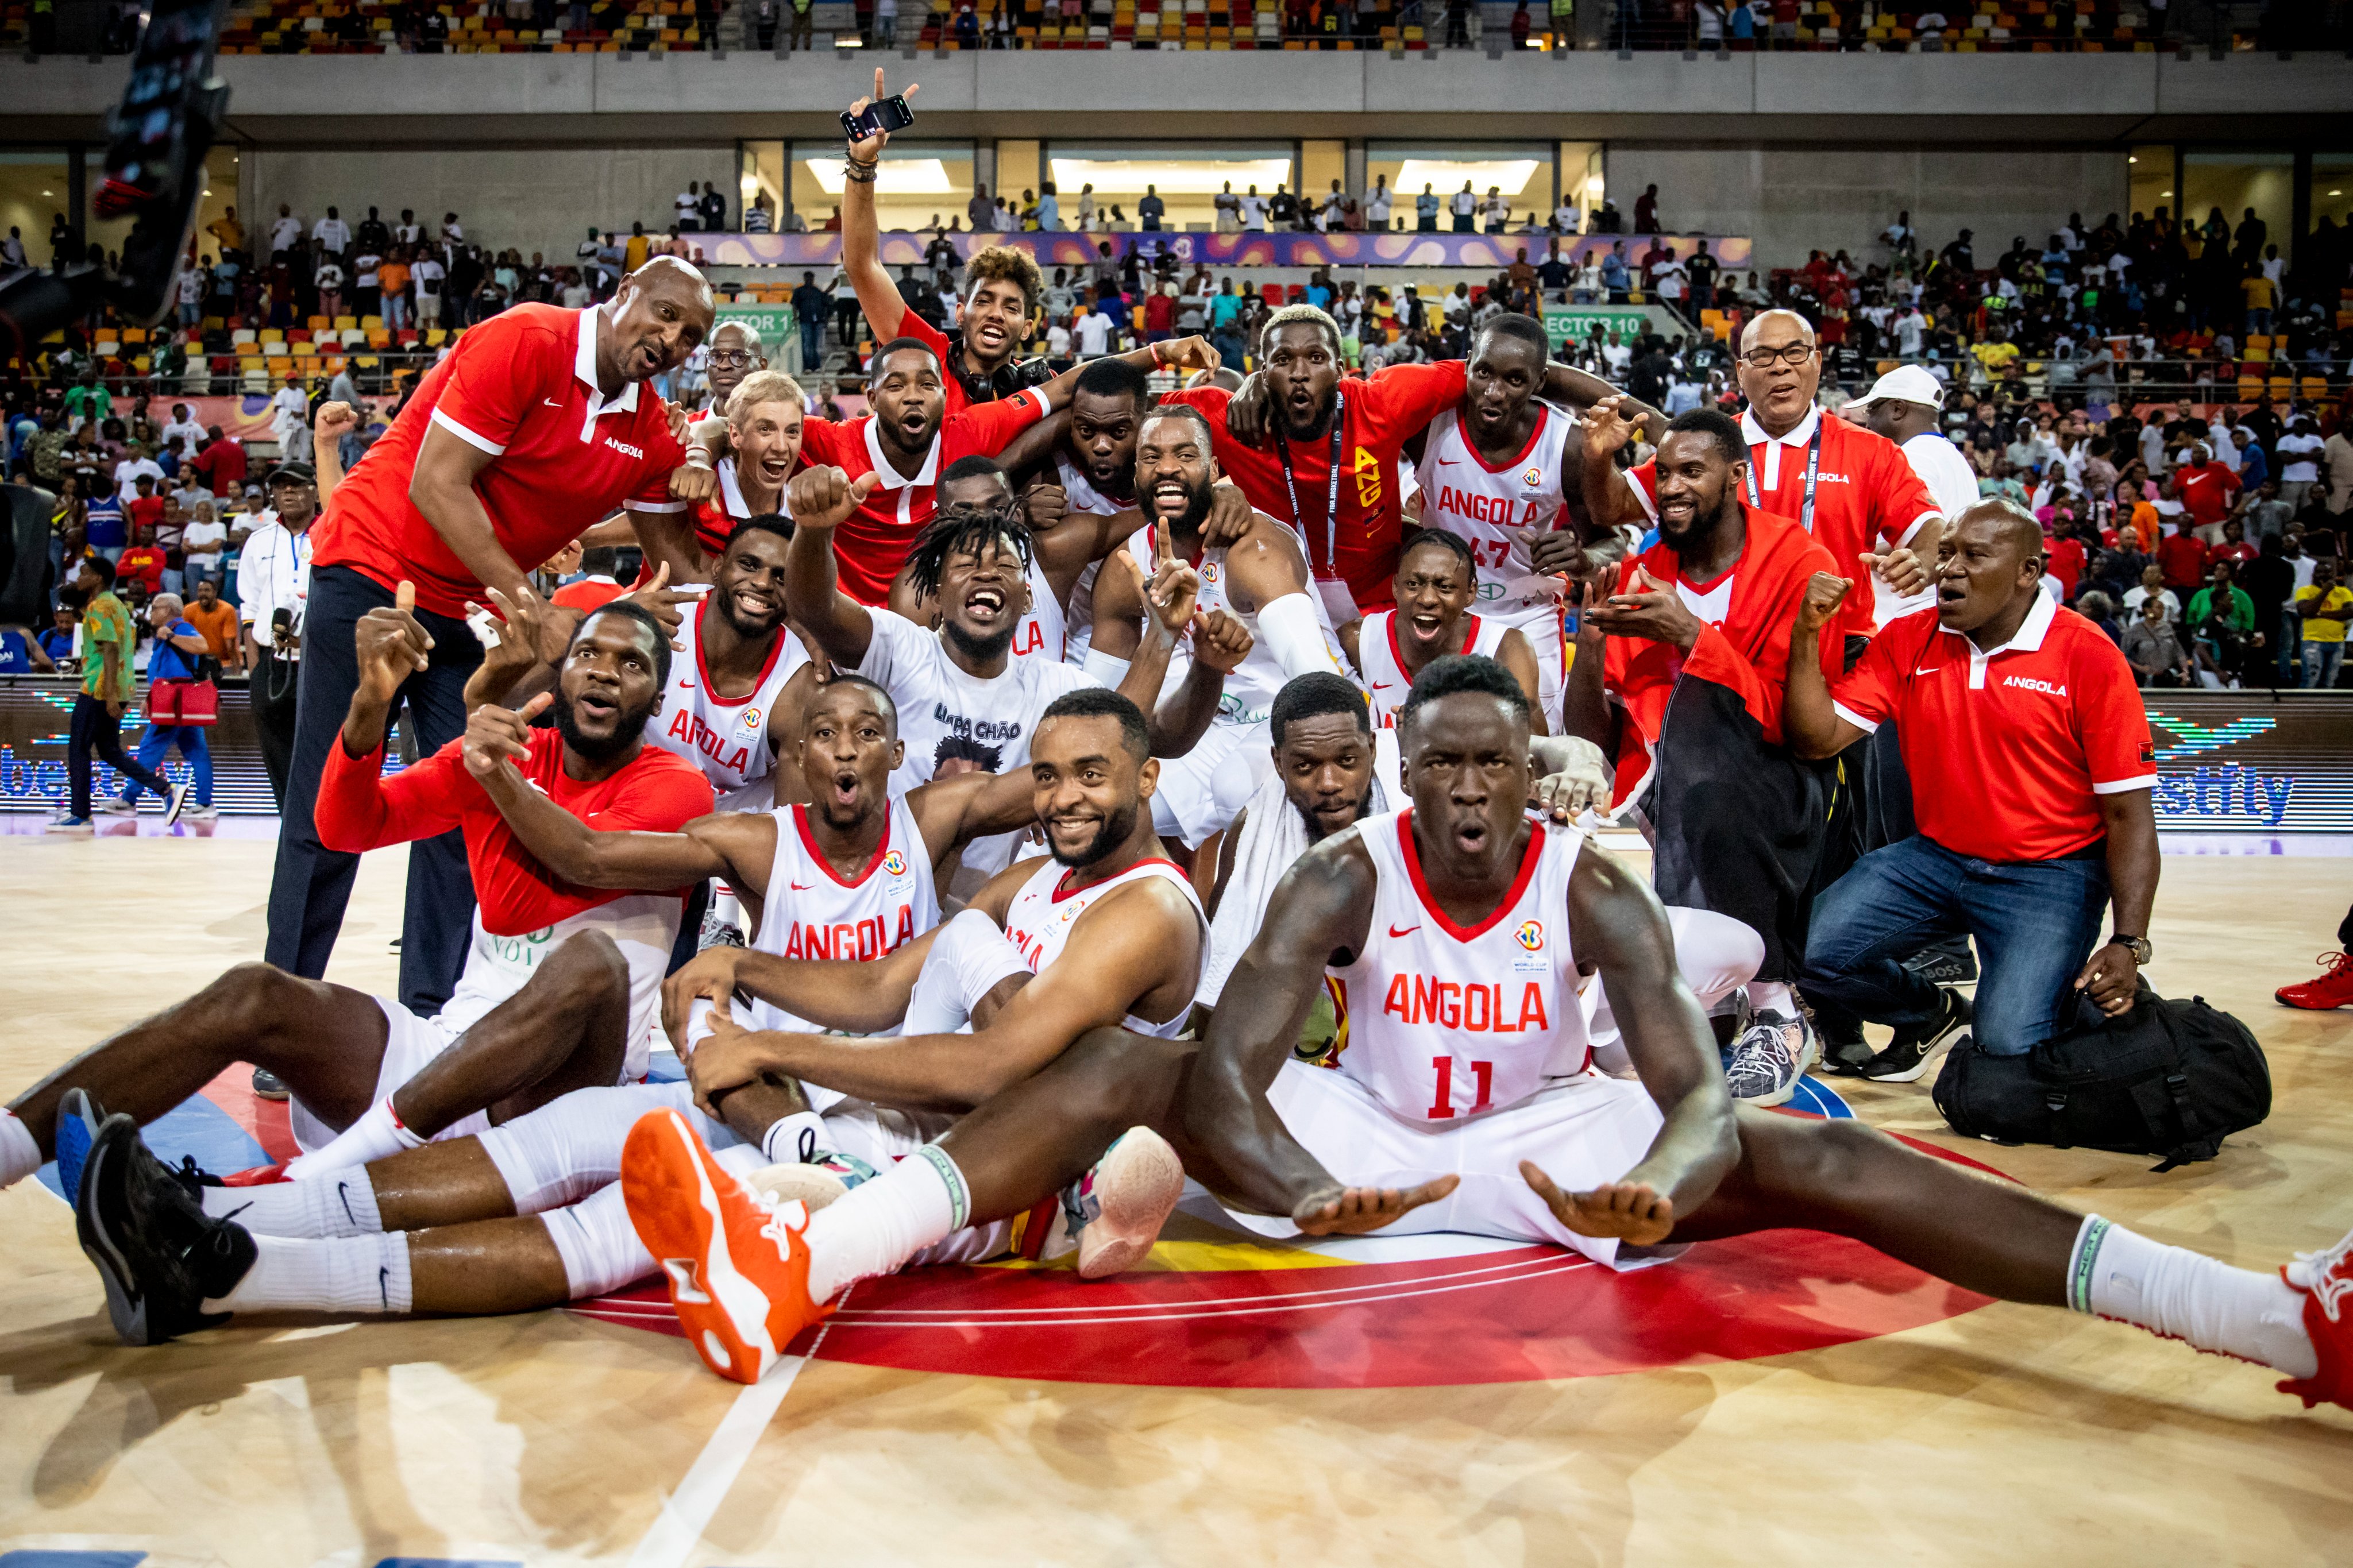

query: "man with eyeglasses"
xmin=697 ymin=320 xmax=767 ymax=419
xmin=1581 ymin=308 xmax=1942 ymax=658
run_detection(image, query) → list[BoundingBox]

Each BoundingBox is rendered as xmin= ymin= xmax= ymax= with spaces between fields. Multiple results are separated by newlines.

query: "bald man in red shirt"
xmin=272 ymin=258 xmax=713 ymax=1018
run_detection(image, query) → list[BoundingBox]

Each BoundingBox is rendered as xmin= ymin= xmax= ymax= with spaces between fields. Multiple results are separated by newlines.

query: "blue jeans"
xmin=122 ymin=723 xmax=212 ymax=807
xmin=1800 ymin=836 xmax=2111 ymax=1056
xmin=2305 ymin=640 xmax=2344 ymax=690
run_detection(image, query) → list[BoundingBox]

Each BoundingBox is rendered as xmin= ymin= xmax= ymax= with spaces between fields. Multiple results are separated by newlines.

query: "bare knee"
xmin=1738 ymin=1110 xmax=1892 ymax=1201
xmin=542 ymin=931 xmax=630 ymax=1009
xmin=209 ymin=961 xmax=315 ymax=1043
xmin=1047 ymin=1026 xmax=1180 ymax=1134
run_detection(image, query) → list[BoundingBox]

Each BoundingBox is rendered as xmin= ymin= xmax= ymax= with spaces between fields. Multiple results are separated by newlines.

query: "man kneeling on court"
xmin=0 ymin=592 xmax=713 ymax=1195
xmin=614 ymin=655 xmax=2351 ymax=1415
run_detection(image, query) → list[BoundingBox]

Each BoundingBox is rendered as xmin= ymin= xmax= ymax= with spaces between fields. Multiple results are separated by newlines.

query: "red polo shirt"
xmin=1167 ymin=360 xmax=1468 ymax=616
xmin=1830 ymin=597 xmax=2155 ymax=862
xmin=1622 ymin=407 xmax=1939 ymax=646
xmin=795 ymin=389 xmax=1050 ymax=605
xmin=311 ymin=303 xmax=689 ymax=618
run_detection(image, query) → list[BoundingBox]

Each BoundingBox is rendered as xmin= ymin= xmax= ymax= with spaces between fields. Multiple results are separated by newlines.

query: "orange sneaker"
xmin=620 ymin=1107 xmax=833 ymax=1385
xmin=2277 ymin=1227 xmax=2353 ymax=1413
xmin=2276 ymin=951 xmax=2353 ymax=1011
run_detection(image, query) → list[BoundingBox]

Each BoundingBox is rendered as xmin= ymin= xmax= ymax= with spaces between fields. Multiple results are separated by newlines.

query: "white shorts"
xmin=289 ymin=996 xmax=483 ymax=1155
xmin=1213 ymin=1061 xmax=1668 ymax=1267
xmin=1150 ymin=720 xmax=1271 ymax=845
xmin=1487 ymin=600 xmax=1569 ymax=732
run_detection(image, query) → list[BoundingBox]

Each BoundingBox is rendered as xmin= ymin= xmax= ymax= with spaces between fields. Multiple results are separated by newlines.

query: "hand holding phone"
xmin=841 ymin=66 xmax=919 ymax=153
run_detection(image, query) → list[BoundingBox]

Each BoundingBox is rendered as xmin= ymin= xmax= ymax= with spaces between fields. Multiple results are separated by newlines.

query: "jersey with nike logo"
xmin=1326 ymin=809 xmax=1590 ymax=1122
xmin=750 ymin=794 xmax=940 ymax=1095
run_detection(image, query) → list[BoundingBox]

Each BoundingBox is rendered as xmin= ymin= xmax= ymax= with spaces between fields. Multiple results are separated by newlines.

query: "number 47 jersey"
xmin=1325 ymin=809 xmax=1591 ymax=1124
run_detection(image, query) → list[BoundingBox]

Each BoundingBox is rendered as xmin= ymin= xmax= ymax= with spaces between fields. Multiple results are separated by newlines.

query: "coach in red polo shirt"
xmin=270 ymin=257 xmax=712 ymax=1014
xmin=1785 ymin=498 xmax=2161 ymax=1081
xmin=1583 ymin=308 xmax=1942 ymax=652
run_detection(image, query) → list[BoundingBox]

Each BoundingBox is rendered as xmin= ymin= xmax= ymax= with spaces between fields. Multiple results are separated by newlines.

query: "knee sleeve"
xmin=1667 ymin=906 xmax=1766 ymax=1012
xmin=477 ymin=1082 xmax=697 ymax=1215
xmin=902 ymin=910 xmax=1028 ymax=1036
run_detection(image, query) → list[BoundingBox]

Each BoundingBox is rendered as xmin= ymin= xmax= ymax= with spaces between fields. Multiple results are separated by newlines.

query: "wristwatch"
xmin=2108 ymin=934 xmax=2154 ymax=965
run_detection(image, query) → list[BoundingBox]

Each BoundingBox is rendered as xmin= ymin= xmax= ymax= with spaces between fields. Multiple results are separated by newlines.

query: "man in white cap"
xmin=1851 ymin=363 xmax=1979 ymax=629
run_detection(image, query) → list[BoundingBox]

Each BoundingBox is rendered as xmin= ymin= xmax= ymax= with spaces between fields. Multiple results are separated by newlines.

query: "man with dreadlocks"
xmin=784 ymin=464 xmax=1246 ymax=875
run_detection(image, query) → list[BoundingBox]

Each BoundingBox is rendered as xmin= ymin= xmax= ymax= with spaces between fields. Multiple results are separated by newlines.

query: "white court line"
xmin=623 ymin=1299 xmax=845 ymax=1568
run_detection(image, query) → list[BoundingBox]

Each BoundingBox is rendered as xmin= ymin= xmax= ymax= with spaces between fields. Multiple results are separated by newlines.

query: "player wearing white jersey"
xmin=1086 ymin=404 xmax=1348 ymax=844
xmin=1344 ymin=530 xmax=1542 ymax=731
xmin=1408 ymin=316 xmax=1604 ymax=729
xmin=611 ymin=652 xmax=2353 ymax=1409
xmin=645 ymin=518 xmax=811 ymax=810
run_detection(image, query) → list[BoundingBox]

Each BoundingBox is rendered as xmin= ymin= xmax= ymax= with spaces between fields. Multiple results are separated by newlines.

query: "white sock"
xmin=2069 ymin=1215 xmax=2317 ymax=1378
xmin=803 ymin=1144 xmax=967 ymax=1304
xmin=1747 ymin=981 xmax=1796 ymax=1018
xmin=202 ymin=1172 xmax=384 ymax=1237
xmin=281 ymin=1096 xmax=426 ymax=1181
xmin=762 ymin=1111 xmax=830 ymax=1165
xmin=203 ymin=1233 xmax=414 ymax=1316
xmin=0 ymin=1110 xmax=40 ymax=1189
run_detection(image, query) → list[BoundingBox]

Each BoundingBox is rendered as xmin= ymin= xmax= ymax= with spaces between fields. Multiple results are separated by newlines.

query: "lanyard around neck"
xmin=1275 ymin=388 xmax=1346 ymax=577
xmin=1745 ymin=418 xmax=1823 ymax=535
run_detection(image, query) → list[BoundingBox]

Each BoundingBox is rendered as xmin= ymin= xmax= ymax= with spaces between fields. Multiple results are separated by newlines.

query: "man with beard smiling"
xmin=1174 ymin=305 xmax=1650 ymax=623
xmin=5 ymin=597 xmax=713 ymax=1222
xmin=1580 ymin=308 xmax=1941 ymax=655
xmin=1086 ymin=404 xmax=1348 ymax=849
xmin=279 ymin=256 xmax=715 ymax=1021
xmin=796 ymin=333 xmax=1213 ymax=607
xmin=1563 ymin=408 xmax=1842 ymax=1107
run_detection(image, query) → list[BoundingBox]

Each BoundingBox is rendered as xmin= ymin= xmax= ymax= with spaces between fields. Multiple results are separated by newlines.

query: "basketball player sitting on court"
xmin=1342 ymin=528 xmax=1544 ymax=732
xmin=0 ymin=594 xmax=714 ymax=1202
xmin=58 ymin=686 xmax=1212 ymax=1345
xmin=1405 ymin=313 xmax=1612 ymax=730
xmin=1084 ymin=404 xmax=1350 ymax=850
xmin=615 ymin=656 xmax=2353 ymax=1414
xmin=1564 ymin=405 xmax=1893 ymax=1107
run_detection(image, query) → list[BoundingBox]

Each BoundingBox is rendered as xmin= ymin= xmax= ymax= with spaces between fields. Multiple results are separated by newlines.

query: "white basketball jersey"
xmin=1123 ymin=530 xmax=1345 ymax=730
xmin=1357 ymin=608 xmax=1507 ymax=730
xmin=749 ymin=797 xmax=941 ymax=1036
xmin=1326 ymin=809 xmax=1590 ymax=1125
xmin=1054 ymin=454 xmax=1131 ymax=666
xmin=1014 ymin=554 xmax=1066 ymax=665
xmin=1000 ymin=853 xmax=1205 ymax=1038
xmin=647 ymin=598 xmax=809 ymax=796
xmin=1414 ymin=404 xmax=1573 ymax=659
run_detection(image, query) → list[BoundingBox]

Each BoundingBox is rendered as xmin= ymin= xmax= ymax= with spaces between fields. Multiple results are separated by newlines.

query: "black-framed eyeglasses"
xmin=1741 ymin=343 xmax=1817 ymax=369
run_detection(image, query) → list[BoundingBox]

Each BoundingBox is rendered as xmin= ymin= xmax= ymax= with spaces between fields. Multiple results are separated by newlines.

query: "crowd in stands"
xmin=9 ymin=0 xmax=2333 ymax=53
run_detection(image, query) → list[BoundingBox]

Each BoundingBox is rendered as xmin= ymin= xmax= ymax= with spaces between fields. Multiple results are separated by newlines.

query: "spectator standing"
xmin=106 ymin=593 xmax=217 ymax=821
xmin=46 ymin=557 xmax=184 ymax=832
xmin=271 ymin=376 xmax=313 ymax=464
xmin=1450 ymin=182 xmax=1477 ymax=233
xmin=184 ymin=574 xmax=240 ymax=669
xmin=379 ymin=247 xmax=413 ymax=332
xmin=413 ymin=251 xmax=446 ymax=329
xmin=311 ymin=206 xmax=350 ymax=259
xmin=237 ymin=457 xmax=317 ymax=809
xmin=699 ymin=183 xmax=729 ymax=232
xmin=2276 ymin=417 xmax=2323 ymax=517
xmin=2298 ymin=558 xmax=2350 ymax=689
xmin=1633 ymin=183 xmax=1660 ymax=233
xmin=1415 ymin=184 xmax=1439 ymax=232
xmin=2123 ymin=593 xmax=2194 ymax=686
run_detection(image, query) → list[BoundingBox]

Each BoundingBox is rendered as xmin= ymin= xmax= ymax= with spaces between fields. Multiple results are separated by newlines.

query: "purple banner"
xmin=695 ymin=231 xmax=1750 ymax=271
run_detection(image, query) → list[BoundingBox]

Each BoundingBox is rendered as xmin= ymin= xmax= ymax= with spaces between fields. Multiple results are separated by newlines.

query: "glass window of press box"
xmin=1364 ymin=144 xmax=1559 ymax=234
xmin=1037 ymin=145 xmax=1300 ymax=231
xmin=747 ymin=142 xmax=975 ymax=235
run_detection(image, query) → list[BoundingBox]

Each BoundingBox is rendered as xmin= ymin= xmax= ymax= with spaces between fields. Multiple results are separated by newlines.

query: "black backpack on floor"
xmin=1930 ymin=986 xmax=2270 ymax=1171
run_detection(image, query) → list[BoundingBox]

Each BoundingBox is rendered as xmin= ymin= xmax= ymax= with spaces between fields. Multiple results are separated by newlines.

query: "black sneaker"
xmin=1816 ymin=1029 xmax=1876 ymax=1077
xmin=1901 ymin=941 xmax=1978 ymax=987
xmin=1860 ymin=989 xmax=1974 ymax=1084
xmin=250 ymin=1067 xmax=290 ymax=1101
xmin=75 ymin=1114 xmax=257 ymax=1346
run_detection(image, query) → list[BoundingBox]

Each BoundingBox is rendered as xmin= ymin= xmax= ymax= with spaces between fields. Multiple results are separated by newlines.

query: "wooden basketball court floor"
xmin=1 ymin=824 xmax=2348 ymax=1567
